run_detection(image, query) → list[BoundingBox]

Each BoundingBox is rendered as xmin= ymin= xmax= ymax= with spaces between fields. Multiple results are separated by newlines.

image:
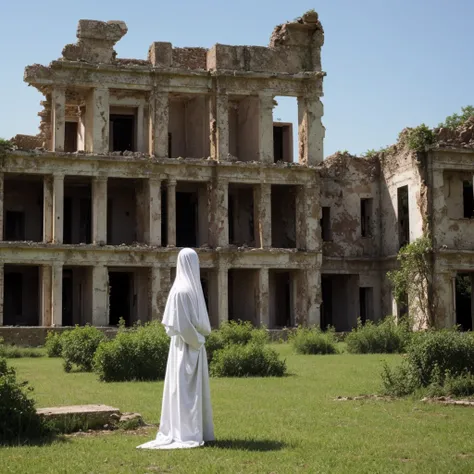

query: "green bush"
xmin=0 ymin=357 xmax=50 ymax=444
xmin=45 ymin=331 xmax=63 ymax=357
xmin=404 ymin=124 xmax=435 ymax=152
xmin=346 ymin=317 xmax=411 ymax=354
xmin=289 ymin=326 xmax=338 ymax=355
xmin=210 ymin=343 xmax=286 ymax=378
xmin=0 ymin=337 xmax=44 ymax=359
xmin=93 ymin=321 xmax=170 ymax=382
xmin=407 ymin=329 xmax=474 ymax=386
xmin=381 ymin=329 xmax=474 ymax=397
xmin=205 ymin=320 xmax=269 ymax=363
xmin=61 ymin=325 xmax=105 ymax=372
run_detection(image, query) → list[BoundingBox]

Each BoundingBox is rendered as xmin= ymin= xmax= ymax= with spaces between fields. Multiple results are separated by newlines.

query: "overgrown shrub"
xmin=346 ymin=317 xmax=411 ymax=354
xmin=407 ymin=329 xmax=474 ymax=386
xmin=438 ymin=105 xmax=474 ymax=129
xmin=404 ymin=124 xmax=435 ymax=152
xmin=45 ymin=331 xmax=63 ymax=357
xmin=289 ymin=326 xmax=338 ymax=355
xmin=61 ymin=325 xmax=105 ymax=372
xmin=210 ymin=343 xmax=286 ymax=378
xmin=93 ymin=321 xmax=169 ymax=382
xmin=381 ymin=329 xmax=474 ymax=397
xmin=205 ymin=320 xmax=269 ymax=363
xmin=0 ymin=357 xmax=50 ymax=444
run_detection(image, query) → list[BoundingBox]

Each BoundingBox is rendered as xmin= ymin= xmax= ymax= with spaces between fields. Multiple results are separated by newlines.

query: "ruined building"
xmin=2 ymin=12 xmax=472 ymax=343
xmin=0 ymin=13 xmax=324 ymax=341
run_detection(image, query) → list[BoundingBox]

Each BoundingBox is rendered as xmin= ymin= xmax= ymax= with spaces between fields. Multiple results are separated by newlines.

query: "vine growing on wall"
xmin=387 ymin=235 xmax=435 ymax=329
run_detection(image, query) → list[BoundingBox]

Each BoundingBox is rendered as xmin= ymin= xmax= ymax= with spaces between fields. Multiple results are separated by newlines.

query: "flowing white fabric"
xmin=137 ymin=248 xmax=214 ymax=450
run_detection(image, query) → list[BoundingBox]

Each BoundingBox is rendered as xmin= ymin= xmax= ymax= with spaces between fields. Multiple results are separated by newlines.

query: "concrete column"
xmin=51 ymin=264 xmax=63 ymax=326
xmin=40 ymin=265 xmax=52 ymax=326
xmin=210 ymin=93 xmax=229 ymax=161
xmin=257 ymin=267 xmax=270 ymax=327
xmin=43 ymin=176 xmax=54 ymax=243
xmin=307 ymin=269 xmax=321 ymax=326
xmin=136 ymin=103 xmax=145 ymax=153
xmin=254 ymin=183 xmax=272 ymax=248
xmin=92 ymin=265 xmax=109 ymax=326
xmin=217 ymin=266 xmax=228 ymax=326
xmin=0 ymin=173 xmax=4 ymax=241
xmin=294 ymin=270 xmax=308 ymax=326
xmin=259 ymin=94 xmax=274 ymax=164
xmin=53 ymin=174 xmax=64 ymax=244
xmin=85 ymin=87 xmax=110 ymax=154
xmin=297 ymin=96 xmax=324 ymax=165
xmin=52 ymin=86 xmax=66 ymax=152
xmin=149 ymin=266 xmax=161 ymax=320
xmin=0 ymin=264 xmax=4 ymax=326
xmin=150 ymin=91 xmax=169 ymax=157
xmin=210 ymin=178 xmax=228 ymax=247
xmin=149 ymin=178 xmax=162 ymax=246
xmin=92 ymin=177 xmax=108 ymax=245
xmin=167 ymin=179 xmax=177 ymax=247
xmin=295 ymin=184 xmax=320 ymax=251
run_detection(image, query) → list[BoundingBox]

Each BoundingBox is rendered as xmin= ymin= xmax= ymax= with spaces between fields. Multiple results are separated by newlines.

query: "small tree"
xmin=387 ymin=236 xmax=434 ymax=328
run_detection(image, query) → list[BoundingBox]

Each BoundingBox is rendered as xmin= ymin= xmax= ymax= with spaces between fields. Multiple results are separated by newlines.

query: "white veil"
xmin=162 ymin=248 xmax=211 ymax=339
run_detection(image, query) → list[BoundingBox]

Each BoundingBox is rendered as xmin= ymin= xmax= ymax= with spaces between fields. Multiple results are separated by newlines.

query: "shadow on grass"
xmin=206 ymin=439 xmax=287 ymax=451
xmin=1 ymin=434 xmax=70 ymax=447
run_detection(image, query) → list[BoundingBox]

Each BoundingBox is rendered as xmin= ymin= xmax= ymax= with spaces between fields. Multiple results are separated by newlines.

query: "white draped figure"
xmin=137 ymin=248 xmax=215 ymax=450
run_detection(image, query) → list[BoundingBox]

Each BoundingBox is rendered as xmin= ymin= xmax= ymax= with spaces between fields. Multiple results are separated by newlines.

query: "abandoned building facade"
xmin=1 ymin=12 xmax=472 ymax=341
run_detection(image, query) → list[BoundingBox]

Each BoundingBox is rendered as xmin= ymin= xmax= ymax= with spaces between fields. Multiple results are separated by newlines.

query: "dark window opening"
xmin=321 ymin=276 xmax=332 ymax=329
xmin=176 ymin=192 xmax=197 ymax=248
xmin=271 ymin=185 xmax=296 ymax=249
xmin=168 ymin=133 xmax=172 ymax=158
xmin=161 ymin=189 xmax=168 ymax=247
xmin=360 ymin=198 xmax=373 ymax=237
xmin=229 ymin=185 xmax=255 ymax=247
xmin=110 ymin=114 xmax=135 ymax=152
xmin=4 ymin=273 xmax=22 ymax=325
xmin=62 ymin=269 xmax=73 ymax=326
xmin=397 ymin=185 xmax=409 ymax=249
xmin=64 ymin=122 xmax=78 ymax=153
xmin=106 ymin=198 xmax=113 ymax=245
xmin=64 ymin=197 xmax=73 ymax=244
xmin=272 ymin=271 xmax=292 ymax=328
xmin=109 ymin=272 xmax=132 ymax=327
xmin=79 ymin=198 xmax=92 ymax=244
xmin=321 ymin=207 xmax=331 ymax=242
xmin=5 ymin=211 xmax=25 ymax=241
xmin=463 ymin=181 xmax=474 ymax=218
xmin=273 ymin=124 xmax=292 ymax=163
xmin=455 ymin=273 xmax=473 ymax=331
xmin=359 ymin=287 xmax=373 ymax=324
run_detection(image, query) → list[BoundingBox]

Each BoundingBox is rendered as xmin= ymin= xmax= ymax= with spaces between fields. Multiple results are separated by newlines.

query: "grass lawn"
xmin=2 ymin=344 xmax=474 ymax=473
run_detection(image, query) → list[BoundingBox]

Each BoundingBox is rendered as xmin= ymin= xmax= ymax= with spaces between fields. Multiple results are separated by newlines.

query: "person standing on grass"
xmin=137 ymin=248 xmax=214 ymax=450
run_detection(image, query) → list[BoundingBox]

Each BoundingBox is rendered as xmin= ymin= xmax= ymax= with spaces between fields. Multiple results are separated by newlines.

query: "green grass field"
xmin=2 ymin=345 xmax=474 ymax=473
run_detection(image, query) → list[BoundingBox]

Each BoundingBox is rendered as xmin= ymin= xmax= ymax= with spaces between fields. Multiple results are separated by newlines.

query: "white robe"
xmin=137 ymin=248 xmax=214 ymax=450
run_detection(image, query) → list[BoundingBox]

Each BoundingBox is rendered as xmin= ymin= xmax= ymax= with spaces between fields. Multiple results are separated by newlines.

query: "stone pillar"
xmin=43 ymin=176 xmax=54 ymax=243
xmin=148 ymin=178 xmax=162 ymax=246
xmin=52 ymin=86 xmax=66 ymax=152
xmin=0 ymin=173 xmax=4 ymax=241
xmin=51 ymin=264 xmax=63 ymax=326
xmin=0 ymin=264 xmax=4 ymax=326
xmin=210 ymin=178 xmax=228 ymax=247
xmin=257 ymin=267 xmax=270 ymax=327
xmin=85 ymin=87 xmax=110 ymax=154
xmin=254 ymin=183 xmax=272 ymax=248
xmin=217 ymin=266 xmax=228 ymax=326
xmin=295 ymin=184 xmax=320 ymax=251
xmin=149 ymin=266 xmax=161 ymax=320
xmin=167 ymin=179 xmax=177 ymax=247
xmin=40 ymin=265 xmax=52 ymax=326
xmin=307 ymin=269 xmax=321 ymax=326
xmin=210 ymin=93 xmax=229 ymax=161
xmin=53 ymin=174 xmax=64 ymax=244
xmin=136 ymin=103 xmax=145 ymax=153
xmin=150 ymin=91 xmax=169 ymax=157
xmin=259 ymin=93 xmax=274 ymax=164
xmin=92 ymin=265 xmax=109 ymax=326
xmin=297 ymin=96 xmax=324 ymax=165
xmin=92 ymin=177 xmax=108 ymax=245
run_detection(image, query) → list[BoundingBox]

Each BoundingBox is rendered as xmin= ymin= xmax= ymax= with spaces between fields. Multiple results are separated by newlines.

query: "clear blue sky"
xmin=1 ymin=0 xmax=473 ymax=157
